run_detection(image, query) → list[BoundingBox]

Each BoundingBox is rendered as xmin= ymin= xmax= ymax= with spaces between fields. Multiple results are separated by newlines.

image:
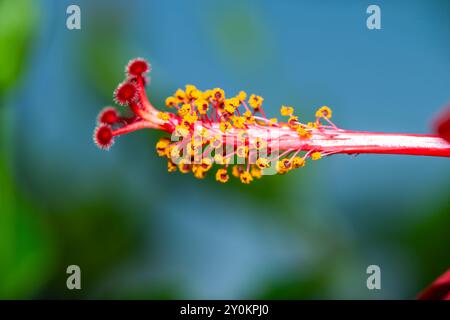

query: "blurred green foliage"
xmin=206 ymin=3 xmax=272 ymax=70
xmin=0 ymin=0 xmax=37 ymax=95
xmin=81 ymin=6 xmax=129 ymax=99
xmin=0 ymin=0 xmax=53 ymax=299
xmin=399 ymin=195 xmax=450 ymax=292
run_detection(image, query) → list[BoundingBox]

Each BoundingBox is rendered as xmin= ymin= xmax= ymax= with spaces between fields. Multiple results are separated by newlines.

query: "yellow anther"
xmin=202 ymin=90 xmax=213 ymax=100
xmin=192 ymin=165 xmax=206 ymax=179
xmin=307 ymin=122 xmax=318 ymax=129
xmin=165 ymin=96 xmax=177 ymax=108
xmin=276 ymin=158 xmax=292 ymax=174
xmin=292 ymin=157 xmax=305 ymax=168
xmin=185 ymin=85 xmax=196 ymax=93
xmin=201 ymin=158 xmax=213 ymax=172
xmin=243 ymin=110 xmax=255 ymax=124
xmin=250 ymin=166 xmax=262 ymax=179
xmin=220 ymin=121 xmax=232 ymax=133
xmin=315 ymin=106 xmax=332 ymax=119
xmin=269 ymin=118 xmax=278 ymax=126
xmin=297 ymin=126 xmax=312 ymax=138
xmin=238 ymin=91 xmax=247 ymax=101
xmin=157 ymin=112 xmax=170 ymax=121
xmin=164 ymin=144 xmax=173 ymax=158
xmin=156 ymin=138 xmax=171 ymax=157
xmin=226 ymin=97 xmax=240 ymax=107
xmin=288 ymin=115 xmax=300 ymax=129
xmin=311 ymin=151 xmax=322 ymax=160
xmin=224 ymin=103 xmax=236 ymax=115
xmin=178 ymin=159 xmax=192 ymax=173
xmin=178 ymin=103 xmax=191 ymax=117
xmin=195 ymin=99 xmax=209 ymax=115
xmin=280 ymin=105 xmax=294 ymax=116
xmin=232 ymin=165 xmax=243 ymax=178
xmin=183 ymin=112 xmax=198 ymax=125
xmin=233 ymin=116 xmax=246 ymax=129
xmin=175 ymin=89 xmax=186 ymax=102
xmin=240 ymin=171 xmax=253 ymax=184
xmin=212 ymin=88 xmax=225 ymax=102
xmin=167 ymin=160 xmax=177 ymax=172
xmin=256 ymin=157 xmax=270 ymax=169
xmin=248 ymin=94 xmax=263 ymax=110
xmin=216 ymin=168 xmax=229 ymax=183
xmin=185 ymin=84 xmax=201 ymax=100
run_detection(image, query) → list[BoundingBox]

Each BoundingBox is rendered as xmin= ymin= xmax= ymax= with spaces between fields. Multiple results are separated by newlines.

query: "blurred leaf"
xmin=206 ymin=3 xmax=272 ymax=70
xmin=100 ymin=283 xmax=179 ymax=300
xmin=0 ymin=0 xmax=38 ymax=95
xmin=0 ymin=186 xmax=55 ymax=299
xmin=258 ymin=269 xmax=331 ymax=299
xmin=81 ymin=5 xmax=129 ymax=100
xmin=45 ymin=201 xmax=143 ymax=298
xmin=0 ymin=107 xmax=54 ymax=299
xmin=0 ymin=2 xmax=47 ymax=294
xmin=399 ymin=192 xmax=450 ymax=292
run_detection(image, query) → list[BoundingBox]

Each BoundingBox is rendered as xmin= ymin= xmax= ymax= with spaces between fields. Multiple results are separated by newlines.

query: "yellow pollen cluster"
xmin=316 ymin=106 xmax=332 ymax=119
xmin=216 ymin=168 xmax=229 ymax=183
xmin=153 ymin=85 xmax=331 ymax=184
xmin=248 ymin=94 xmax=263 ymax=110
xmin=311 ymin=151 xmax=322 ymax=160
xmin=157 ymin=112 xmax=170 ymax=121
xmin=280 ymin=105 xmax=294 ymax=116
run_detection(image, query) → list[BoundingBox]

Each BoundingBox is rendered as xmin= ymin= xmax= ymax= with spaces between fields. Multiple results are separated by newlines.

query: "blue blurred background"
xmin=0 ymin=0 xmax=449 ymax=299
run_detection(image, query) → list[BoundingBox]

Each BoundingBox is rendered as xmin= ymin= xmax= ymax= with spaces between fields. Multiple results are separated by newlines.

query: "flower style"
xmin=93 ymin=58 xmax=450 ymax=184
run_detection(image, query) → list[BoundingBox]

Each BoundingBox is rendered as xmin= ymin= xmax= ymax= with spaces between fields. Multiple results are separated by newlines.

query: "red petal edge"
xmin=434 ymin=106 xmax=450 ymax=143
xmin=417 ymin=269 xmax=450 ymax=300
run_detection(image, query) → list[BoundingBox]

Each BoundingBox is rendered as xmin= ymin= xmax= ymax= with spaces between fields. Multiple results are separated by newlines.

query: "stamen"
xmin=93 ymin=58 xmax=450 ymax=185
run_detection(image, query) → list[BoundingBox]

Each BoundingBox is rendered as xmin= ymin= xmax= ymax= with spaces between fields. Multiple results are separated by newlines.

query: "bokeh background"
xmin=0 ymin=0 xmax=449 ymax=299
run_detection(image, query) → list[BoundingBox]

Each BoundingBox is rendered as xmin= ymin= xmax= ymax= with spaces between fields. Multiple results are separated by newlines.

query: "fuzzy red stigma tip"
xmin=97 ymin=107 xmax=120 ymax=125
xmin=114 ymin=81 xmax=138 ymax=106
xmin=434 ymin=106 xmax=450 ymax=144
xmin=127 ymin=58 xmax=150 ymax=77
xmin=94 ymin=124 xmax=114 ymax=150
